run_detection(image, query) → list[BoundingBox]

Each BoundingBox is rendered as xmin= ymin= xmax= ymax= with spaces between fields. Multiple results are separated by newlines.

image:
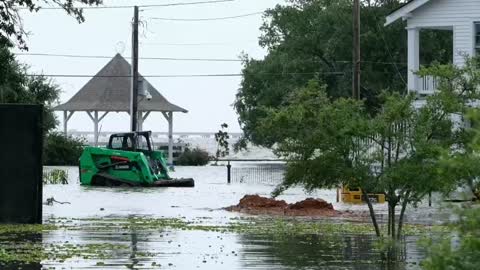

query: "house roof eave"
xmin=385 ymin=0 xmax=431 ymax=26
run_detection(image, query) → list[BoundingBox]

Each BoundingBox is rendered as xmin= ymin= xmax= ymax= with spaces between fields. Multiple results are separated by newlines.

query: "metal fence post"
xmin=227 ymin=161 xmax=231 ymax=184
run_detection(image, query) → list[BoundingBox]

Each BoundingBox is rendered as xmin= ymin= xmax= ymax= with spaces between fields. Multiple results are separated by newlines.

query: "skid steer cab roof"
xmin=107 ymin=131 xmax=154 ymax=152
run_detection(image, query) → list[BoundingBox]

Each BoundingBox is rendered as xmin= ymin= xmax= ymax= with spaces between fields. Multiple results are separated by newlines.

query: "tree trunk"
xmin=364 ymin=191 xmax=381 ymax=237
xmin=387 ymin=205 xmax=391 ymax=236
xmin=397 ymin=191 xmax=410 ymax=240
xmin=391 ymin=204 xmax=396 ymax=239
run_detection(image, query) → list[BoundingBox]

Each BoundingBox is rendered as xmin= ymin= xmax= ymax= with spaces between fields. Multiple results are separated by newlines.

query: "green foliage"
xmin=422 ymin=207 xmax=480 ymax=270
xmin=0 ymin=0 xmax=103 ymax=50
xmin=44 ymin=132 xmax=85 ymax=166
xmin=261 ymin=55 xmax=480 ymax=241
xmin=265 ymin=74 xmax=467 ymax=239
xmin=43 ymin=169 xmax=69 ymax=185
xmin=214 ymin=123 xmax=230 ymax=161
xmin=176 ymin=147 xmax=210 ymax=166
xmin=0 ymin=43 xmax=60 ymax=134
xmin=235 ymin=0 xmax=452 ymax=147
xmin=419 ymin=57 xmax=480 ymax=201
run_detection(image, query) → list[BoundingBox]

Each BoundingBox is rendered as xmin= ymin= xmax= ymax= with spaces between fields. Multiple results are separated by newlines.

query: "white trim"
xmin=407 ymin=24 xmax=453 ymax=30
xmin=407 ymin=28 xmax=420 ymax=92
xmin=473 ymin=20 xmax=480 ymax=56
xmin=385 ymin=0 xmax=430 ymax=26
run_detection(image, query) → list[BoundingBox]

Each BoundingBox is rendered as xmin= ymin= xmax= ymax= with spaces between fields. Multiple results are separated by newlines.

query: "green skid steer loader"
xmin=79 ymin=131 xmax=194 ymax=187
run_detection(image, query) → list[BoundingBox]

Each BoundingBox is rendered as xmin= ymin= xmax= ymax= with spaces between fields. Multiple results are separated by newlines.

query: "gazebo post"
xmin=87 ymin=111 xmax=108 ymax=147
xmin=162 ymin=111 xmax=174 ymax=165
xmin=94 ymin=111 xmax=99 ymax=147
xmin=63 ymin=111 xmax=67 ymax=136
xmin=63 ymin=111 xmax=74 ymax=136
xmin=168 ymin=112 xmax=173 ymax=165
xmin=87 ymin=111 xmax=99 ymax=146
xmin=139 ymin=111 xmax=151 ymax=132
xmin=138 ymin=112 xmax=143 ymax=132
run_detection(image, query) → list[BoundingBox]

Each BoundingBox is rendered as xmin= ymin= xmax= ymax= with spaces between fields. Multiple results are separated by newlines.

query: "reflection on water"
xmin=238 ymin=233 xmax=424 ymax=270
xmin=1 ymin=224 xmax=427 ymax=270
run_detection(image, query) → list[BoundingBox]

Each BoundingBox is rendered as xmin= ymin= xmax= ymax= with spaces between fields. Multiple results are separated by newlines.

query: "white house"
xmin=385 ymin=0 xmax=480 ymax=95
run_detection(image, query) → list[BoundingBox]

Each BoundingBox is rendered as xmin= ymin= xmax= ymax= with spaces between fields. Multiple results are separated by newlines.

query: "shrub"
xmin=422 ymin=207 xmax=480 ymax=270
xmin=43 ymin=169 xmax=69 ymax=185
xmin=44 ymin=132 xmax=85 ymax=166
xmin=176 ymin=147 xmax=210 ymax=166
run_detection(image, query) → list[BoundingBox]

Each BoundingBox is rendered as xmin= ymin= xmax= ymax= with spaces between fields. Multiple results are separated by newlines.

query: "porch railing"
xmin=416 ymin=75 xmax=438 ymax=94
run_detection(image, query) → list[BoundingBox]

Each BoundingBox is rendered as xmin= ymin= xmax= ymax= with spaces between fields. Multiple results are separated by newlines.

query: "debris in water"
xmin=226 ymin=195 xmax=340 ymax=217
xmin=236 ymin=195 xmax=288 ymax=208
xmin=44 ymin=197 xmax=71 ymax=206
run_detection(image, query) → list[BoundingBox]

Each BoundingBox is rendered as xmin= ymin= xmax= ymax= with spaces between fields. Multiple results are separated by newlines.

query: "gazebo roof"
xmin=54 ymin=54 xmax=188 ymax=113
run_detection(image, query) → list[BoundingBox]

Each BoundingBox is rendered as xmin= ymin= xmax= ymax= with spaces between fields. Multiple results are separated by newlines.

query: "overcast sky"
xmin=15 ymin=0 xmax=286 ymax=133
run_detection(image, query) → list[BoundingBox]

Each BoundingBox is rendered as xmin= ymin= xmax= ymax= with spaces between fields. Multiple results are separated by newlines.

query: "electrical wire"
xmin=24 ymin=72 xmax=346 ymax=78
xmin=15 ymin=53 xmax=242 ymax=62
xmin=15 ymin=53 xmax=408 ymax=66
xmin=150 ymin=12 xmax=263 ymax=21
xmin=140 ymin=41 xmax=258 ymax=46
xmin=374 ymin=18 xmax=408 ymax=86
xmin=16 ymin=0 xmax=234 ymax=10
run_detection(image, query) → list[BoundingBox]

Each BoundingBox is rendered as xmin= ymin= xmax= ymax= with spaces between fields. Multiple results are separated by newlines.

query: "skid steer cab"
xmin=79 ymin=131 xmax=194 ymax=187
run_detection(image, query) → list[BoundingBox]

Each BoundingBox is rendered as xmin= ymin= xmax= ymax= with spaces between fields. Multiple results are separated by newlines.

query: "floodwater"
xmin=2 ymin=165 xmax=449 ymax=270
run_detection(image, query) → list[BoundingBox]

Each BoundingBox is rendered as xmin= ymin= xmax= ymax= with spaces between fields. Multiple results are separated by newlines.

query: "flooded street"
xmin=2 ymin=165 xmax=449 ymax=270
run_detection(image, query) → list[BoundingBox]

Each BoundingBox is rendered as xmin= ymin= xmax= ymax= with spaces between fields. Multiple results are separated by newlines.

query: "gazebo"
xmin=54 ymin=53 xmax=188 ymax=164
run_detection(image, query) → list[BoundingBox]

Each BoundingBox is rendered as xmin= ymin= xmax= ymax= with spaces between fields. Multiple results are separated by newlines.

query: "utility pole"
xmin=130 ymin=6 xmax=139 ymax=132
xmin=353 ymin=0 xmax=361 ymax=100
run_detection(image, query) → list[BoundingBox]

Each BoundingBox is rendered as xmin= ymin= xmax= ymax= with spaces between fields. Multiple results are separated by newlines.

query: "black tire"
xmin=153 ymin=178 xmax=195 ymax=187
xmin=91 ymin=175 xmax=108 ymax=186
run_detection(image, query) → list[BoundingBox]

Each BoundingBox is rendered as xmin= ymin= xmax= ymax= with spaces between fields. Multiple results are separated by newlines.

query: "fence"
xmin=0 ymin=105 xmax=43 ymax=224
xmin=221 ymin=159 xmax=286 ymax=184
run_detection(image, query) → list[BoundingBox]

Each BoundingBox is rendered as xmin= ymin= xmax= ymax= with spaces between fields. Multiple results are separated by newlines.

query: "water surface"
xmin=1 ymin=166 xmax=448 ymax=269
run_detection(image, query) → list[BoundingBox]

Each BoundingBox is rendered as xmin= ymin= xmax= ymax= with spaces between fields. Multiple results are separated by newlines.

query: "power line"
xmin=25 ymin=71 xmax=346 ymax=78
xmin=15 ymin=52 xmax=408 ymax=65
xmin=140 ymin=41 xmax=258 ymax=46
xmin=150 ymin=11 xmax=263 ymax=21
xmin=17 ymin=0 xmax=234 ymax=10
xmin=15 ymin=53 xmax=242 ymax=62
xmin=374 ymin=18 xmax=408 ymax=86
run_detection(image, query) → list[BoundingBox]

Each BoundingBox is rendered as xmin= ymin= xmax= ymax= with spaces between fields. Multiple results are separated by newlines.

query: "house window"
xmin=476 ymin=22 xmax=480 ymax=55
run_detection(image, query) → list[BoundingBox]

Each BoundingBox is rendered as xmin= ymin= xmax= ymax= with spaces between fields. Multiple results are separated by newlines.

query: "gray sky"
xmin=15 ymin=0 xmax=285 ymax=133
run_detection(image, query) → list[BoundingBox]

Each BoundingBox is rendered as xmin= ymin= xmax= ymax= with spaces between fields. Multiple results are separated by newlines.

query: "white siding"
xmin=407 ymin=0 xmax=480 ymax=66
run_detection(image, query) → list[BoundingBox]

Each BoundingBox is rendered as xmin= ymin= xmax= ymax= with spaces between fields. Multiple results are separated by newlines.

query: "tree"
xmin=264 ymin=77 xmax=463 ymax=240
xmin=44 ymin=132 xmax=85 ymax=165
xmin=0 ymin=0 xmax=102 ymax=50
xmin=176 ymin=147 xmax=211 ymax=166
xmin=422 ymin=207 xmax=480 ymax=270
xmin=214 ymin=123 xmax=230 ymax=162
xmin=0 ymin=41 xmax=60 ymax=133
xmin=235 ymin=0 xmax=453 ymax=148
xmin=1 ymin=41 xmax=88 ymax=164
xmin=421 ymin=62 xmax=480 ymax=267
xmin=417 ymin=57 xmax=480 ymax=202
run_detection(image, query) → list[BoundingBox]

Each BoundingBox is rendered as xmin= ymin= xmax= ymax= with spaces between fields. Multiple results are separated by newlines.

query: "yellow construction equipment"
xmin=340 ymin=186 xmax=386 ymax=204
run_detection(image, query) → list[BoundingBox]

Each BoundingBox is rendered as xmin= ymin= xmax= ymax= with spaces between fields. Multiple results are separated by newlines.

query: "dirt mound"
xmin=288 ymin=198 xmax=334 ymax=210
xmin=237 ymin=195 xmax=288 ymax=208
xmin=226 ymin=195 xmax=340 ymax=217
